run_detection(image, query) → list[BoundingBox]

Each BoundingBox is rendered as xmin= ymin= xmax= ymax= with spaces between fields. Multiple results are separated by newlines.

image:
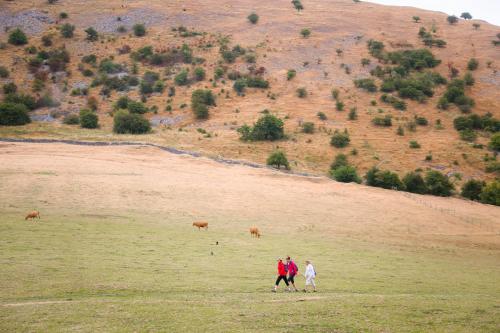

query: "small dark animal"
xmin=192 ymin=221 xmax=208 ymax=230
xmin=25 ymin=211 xmax=40 ymax=221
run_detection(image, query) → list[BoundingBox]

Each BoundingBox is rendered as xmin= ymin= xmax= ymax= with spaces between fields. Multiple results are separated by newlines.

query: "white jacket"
xmin=305 ymin=263 xmax=316 ymax=278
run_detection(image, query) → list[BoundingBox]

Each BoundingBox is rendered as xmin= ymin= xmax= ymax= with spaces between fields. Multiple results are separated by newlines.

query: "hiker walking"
xmin=273 ymin=258 xmax=290 ymax=292
xmin=303 ymin=260 xmax=317 ymax=292
xmin=285 ymin=256 xmax=299 ymax=292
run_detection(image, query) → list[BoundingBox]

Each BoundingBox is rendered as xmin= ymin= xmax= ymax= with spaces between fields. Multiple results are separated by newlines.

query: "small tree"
xmin=479 ymin=181 xmax=500 ymax=206
xmin=113 ymin=110 xmax=151 ymax=134
xmin=467 ymin=58 xmax=479 ymax=71
xmin=447 ymin=15 xmax=458 ymax=24
xmin=460 ymin=12 xmax=472 ymax=20
xmin=79 ymin=109 xmax=98 ymax=129
xmin=425 ymin=170 xmax=454 ymax=197
xmin=330 ymin=130 xmax=350 ymax=148
xmin=85 ymin=27 xmax=98 ymax=41
xmin=489 ymin=132 xmax=500 ymax=152
xmin=412 ymin=16 xmax=420 ymax=23
xmin=300 ymin=28 xmax=311 ymax=38
xmin=267 ymin=150 xmax=290 ymax=170
xmin=0 ymin=66 xmax=9 ymax=78
xmin=332 ymin=166 xmax=361 ymax=183
xmin=8 ymin=28 xmax=28 ymax=45
xmin=60 ymin=23 xmax=75 ymax=38
xmin=248 ymin=13 xmax=259 ymax=24
xmin=127 ymin=101 xmax=148 ymax=114
xmin=191 ymin=89 xmax=216 ymax=120
xmin=133 ymin=24 xmax=146 ymax=37
xmin=287 ymin=69 xmax=297 ymax=81
xmin=194 ymin=67 xmax=206 ymax=81
xmin=402 ymin=172 xmax=427 ymax=194
xmin=0 ymin=102 xmax=31 ymax=126
xmin=174 ymin=69 xmax=189 ymax=86
xmin=296 ymin=87 xmax=307 ymax=98
xmin=461 ymin=179 xmax=485 ymax=201
xmin=302 ymin=122 xmax=315 ymax=134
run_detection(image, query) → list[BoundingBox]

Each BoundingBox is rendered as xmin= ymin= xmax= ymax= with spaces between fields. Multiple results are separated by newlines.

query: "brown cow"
xmin=25 ymin=211 xmax=40 ymax=221
xmin=249 ymin=227 xmax=261 ymax=238
xmin=192 ymin=221 xmax=208 ymax=230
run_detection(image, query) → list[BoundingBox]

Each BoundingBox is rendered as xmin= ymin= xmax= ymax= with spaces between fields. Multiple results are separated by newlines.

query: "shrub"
xmin=479 ymin=181 xmax=500 ymax=206
xmin=380 ymin=94 xmax=407 ymax=110
xmin=133 ymin=24 xmax=146 ymax=37
xmin=99 ymin=59 xmax=124 ymax=74
xmin=191 ymin=89 xmax=216 ymax=119
xmin=267 ymin=150 xmax=290 ymax=170
xmin=3 ymin=82 xmax=17 ymax=95
xmin=8 ymin=28 xmax=28 ymax=45
xmin=317 ymin=112 xmax=327 ymax=120
xmin=412 ymin=16 xmax=420 ymax=23
xmin=331 ymin=89 xmax=340 ymax=100
xmin=302 ymin=122 xmax=315 ymax=134
xmin=296 ymin=87 xmax=307 ymax=98
xmin=464 ymin=72 xmax=475 ymax=86
xmin=415 ymin=116 xmax=428 ymax=126
xmin=246 ymin=77 xmax=269 ymax=89
xmin=85 ymin=27 xmax=98 ymax=41
xmin=372 ymin=115 xmax=392 ymax=127
xmin=139 ymin=81 xmax=153 ymax=95
xmin=113 ymin=110 xmax=151 ymax=134
xmin=354 ymin=78 xmax=377 ymax=92
xmin=248 ymin=13 xmax=259 ymax=24
xmin=114 ymin=96 xmax=130 ymax=109
xmin=459 ymin=129 xmax=477 ymax=142
xmin=292 ymin=0 xmax=304 ymax=11
xmin=447 ymin=15 xmax=458 ymax=24
xmin=467 ymin=58 xmax=479 ymax=71
xmin=361 ymin=58 xmax=371 ymax=66
xmin=0 ymin=66 xmax=9 ymax=78
xmin=330 ymin=130 xmax=350 ymax=148
xmin=59 ymin=12 xmax=68 ymax=19
xmin=287 ymin=69 xmax=297 ymax=80
xmin=425 ymin=170 xmax=454 ymax=196
xmin=0 ymin=102 xmax=31 ymax=126
xmin=348 ymin=108 xmax=358 ymax=120
xmin=4 ymin=93 xmax=37 ymax=110
xmin=365 ymin=167 xmax=404 ymax=190
xmin=489 ymin=133 xmax=500 ymax=152
xmin=127 ymin=101 xmax=148 ymax=114
xmin=174 ymin=69 xmax=189 ymax=86
xmin=300 ymin=28 xmax=311 ymax=38
xmin=238 ymin=114 xmax=285 ymax=141
xmin=336 ymin=101 xmax=344 ymax=111
xmin=60 ymin=23 xmax=75 ymax=38
xmin=194 ymin=67 xmax=206 ymax=81
xmin=460 ymin=12 xmax=472 ymax=20
xmin=461 ymin=179 xmax=485 ymax=201
xmin=82 ymin=54 xmax=97 ymax=65
xmin=332 ymin=166 xmax=361 ymax=183
xmin=46 ymin=49 xmax=70 ymax=72
xmin=233 ymin=78 xmax=247 ymax=94
xmin=63 ymin=114 xmax=80 ymax=125
xmin=409 ymin=140 xmax=421 ymax=149
xmin=79 ymin=109 xmax=98 ymax=128
xmin=402 ymin=172 xmax=427 ymax=194
xmin=330 ymin=153 xmax=348 ymax=171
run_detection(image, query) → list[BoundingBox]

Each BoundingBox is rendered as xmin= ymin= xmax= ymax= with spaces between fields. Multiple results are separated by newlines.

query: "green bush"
xmin=330 ymin=153 xmax=349 ymax=171
xmin=233 ymin=78 xmax=247 ymax=94
xmin=459 ymin=129 xmax=477 ymax=142
xmin=330 ymin=130 xmax=350 ymax=148
xmin=372 ymin=115 xmax=392 ymax=127
xmin=85 ymin=27 xmax=98 ymax=41
xmin=60 ymin=23 xmax=75 ymax=38
xmin=489 ymin=133 xmax=500 ymax=151
xmin=113 ymin=110 xmax=151 ymax=134
xmin=300 ymin=28 xmax=311 ymax=38
xmin=425 ymin=170 xmax=454 ymax=196
xmin=238 ymin=114 xmax=285 ymax=141
xmin=479 ymin=181 xmax=500 ymax=206
xmin=409 ymin=140 xmax=421 ymax=149
xmin=461 ymin=12 xmax=472 ymax=20
xmin=194 ymin=67 xmax=206 ymax=81
xmin=302 ymin=122 xmax=315 ymax=134
xmin=0 ymin=66 xmax=9 ymax=78
xmin=415 ymin=116 xmax=428 ymax=126
xmin=317 ymin=112 xmax=327 ymax=120
xmin=297 ymin=88 xmax=307 ymax=98
xmin=464 ymin=72 xmax=475 ymax=86
xmin=127 ymin=101 xmax=148 ymax=114
xmin=461 ymin=179 xmax=485 ymax=201
xmin=133 ymin=24 xmax=146 ymax=37
xmin=63 ymin=114 xmax=80 ymax=125
xmin=348 ymin=108 xmax=358 ymax=120
xmin=8 ymin=28 xmax=28 ymax=45
xmin=332 ymin=166 xmax=361 ymax=183
xmin=287 ymin=70 xmax=296 ymax=81
xmin=336 ymin=101 xmax=344 ymax=111
xmin=467 ymin=58 xmax=479 ymax=71
xmin=365 ymin=167 xmax=404 ymax=190
xmin=191 ymin=89 xmax=216 ymax=120
xmin=267 ymin=150 xmax=290 ymax=170
xmin=79 ymin=109 xmax=98 ymax=128
xmin=402 ymin=172 xmax=427 ymax=194
xmin=4 ymin=93 xmax=37 ymax=110
xmin=447 ymin=15 xmax=458 ymax=24
xmin=3 ymin=82 xmax=17 ymax=95
xmin=174 ymin=69 xmax=189 ymax=86
xmin=354 ymin=78 xmax=377 ymax=92
xmin=248 ymin=13 xmax=259 ymax=24
xmin=0 ymin=102 xmax=31 ymax=126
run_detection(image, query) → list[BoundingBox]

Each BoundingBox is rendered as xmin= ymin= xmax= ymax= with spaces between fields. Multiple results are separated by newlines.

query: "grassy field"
xmin=1 ymin=212 xmax=499 ymax=332
xmin=0 ymin=143 xmax=499 ymax=332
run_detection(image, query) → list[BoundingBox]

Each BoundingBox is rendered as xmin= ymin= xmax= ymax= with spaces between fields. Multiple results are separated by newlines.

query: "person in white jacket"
xmin=303 ymin=260 xmax=317 ymax=292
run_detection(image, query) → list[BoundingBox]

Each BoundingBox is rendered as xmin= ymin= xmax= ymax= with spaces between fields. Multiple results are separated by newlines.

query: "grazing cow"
xmin=192 ymin=221 xmax=208 ymax=230
xmin=249 ymin=227 xmax=261 ymax=238
xmin=25 ymin=211 xmax=40 ymax=221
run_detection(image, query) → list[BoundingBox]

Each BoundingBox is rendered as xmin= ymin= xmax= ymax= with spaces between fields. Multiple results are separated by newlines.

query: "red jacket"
xmin=277 ymin=261 xmax=286 ymax=275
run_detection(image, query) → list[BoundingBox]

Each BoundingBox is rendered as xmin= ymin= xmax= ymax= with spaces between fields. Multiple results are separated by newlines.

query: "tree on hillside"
xmin=8 ymin=28 xmax=28 ymax=45
xmin=412 ymin=16 xmax=420 ymax=23
xmin=447 ymin=15 xmax=458 ymax=24
xmin=85 ymin=27 xmax=98 ymax=41
xmin=300 ymin=28 xmax=311 ymax=38
xmin=267 ymin=150 xmax=290 ymax=170
xmin=248 ymin=13 xmax=259 ymax=24
xmin=460 ymin=12 xmax=472 ymax=20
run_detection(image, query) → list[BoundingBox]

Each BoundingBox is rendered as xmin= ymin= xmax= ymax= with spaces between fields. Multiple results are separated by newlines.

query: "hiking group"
xmin=273 ymin=257 xmax=316 ymax=293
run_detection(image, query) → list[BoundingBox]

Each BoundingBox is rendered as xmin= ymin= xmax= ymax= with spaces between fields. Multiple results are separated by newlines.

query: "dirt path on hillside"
xmin=0 ymin=142 xmax=499 ymax=249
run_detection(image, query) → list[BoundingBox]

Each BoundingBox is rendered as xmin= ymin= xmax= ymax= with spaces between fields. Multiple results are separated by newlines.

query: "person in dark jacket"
xmin=272 ymin=258 xmax=290 ymax=292
xmin=285 ymin=256 xmax=299 ymax=292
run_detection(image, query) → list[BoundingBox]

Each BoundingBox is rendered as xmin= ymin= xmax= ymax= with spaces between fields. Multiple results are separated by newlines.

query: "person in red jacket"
xmin=286 ymin=256 xmax=299 ymax=292
xmin=272 ymin=258 xmax=290 ymax=292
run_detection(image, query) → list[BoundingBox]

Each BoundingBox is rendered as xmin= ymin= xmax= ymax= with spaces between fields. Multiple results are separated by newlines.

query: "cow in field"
xmin=25 ymin=211 xmax=40 ymax=221
xmin=192 ymin=221 xmax=208 ymax=230
xmin=249 ymin=227 xmax=261 ymax=238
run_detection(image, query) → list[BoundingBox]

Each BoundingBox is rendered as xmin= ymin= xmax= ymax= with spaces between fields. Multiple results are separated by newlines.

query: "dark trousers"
xmin=275 ymin=275 xmax=289 ymax=286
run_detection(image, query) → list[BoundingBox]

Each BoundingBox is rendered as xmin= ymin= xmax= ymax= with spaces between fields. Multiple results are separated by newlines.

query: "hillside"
xmin=0 ymin=0 xmax=499 ymax=195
